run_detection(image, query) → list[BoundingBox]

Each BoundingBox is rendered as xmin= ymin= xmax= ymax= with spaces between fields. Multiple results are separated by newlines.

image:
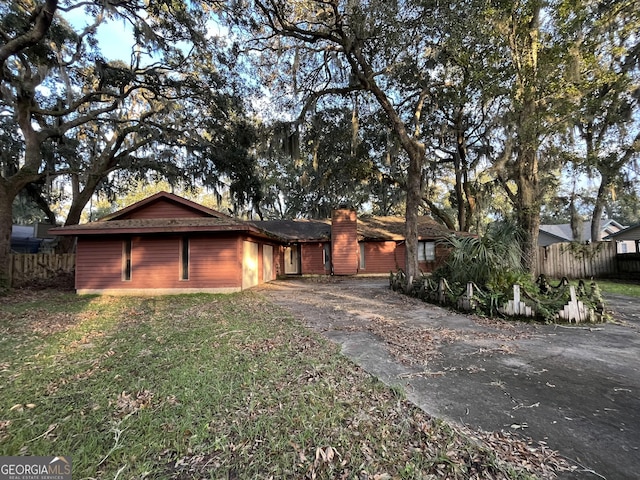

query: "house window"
xmin=180 ymin=236 xmax=189 ymax=280
xmin=359 ymin=242 xmax=366 ymax=269
xmin=418 ymin=241 xmax=436 ymax=262
xmin=323 ymin=243 xmax=331 ymax=270
xmin=122 ymin=238 xmax=132 ymax=281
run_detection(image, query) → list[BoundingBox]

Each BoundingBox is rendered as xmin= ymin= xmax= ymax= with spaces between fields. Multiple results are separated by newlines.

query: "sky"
xmin=63 ymin=8 xmax=229 ymax=63
xmin=63 ymin=8 xmax=134 ymax=62
xmin=93 ymin=20 xmax=135 ymax=61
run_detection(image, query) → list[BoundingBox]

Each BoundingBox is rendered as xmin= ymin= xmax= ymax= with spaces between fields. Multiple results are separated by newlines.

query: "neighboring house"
xmin=604 ymin=223 xmax=640 ymax=254
xmin=539 ymin=219 xmax=634 ymax=253
xmin=51 ymin=192 xmax=457 ymax=295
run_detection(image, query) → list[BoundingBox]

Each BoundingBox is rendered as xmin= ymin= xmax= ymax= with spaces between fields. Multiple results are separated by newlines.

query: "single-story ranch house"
xmin=52 ymin=192 xmax=458 ymax=295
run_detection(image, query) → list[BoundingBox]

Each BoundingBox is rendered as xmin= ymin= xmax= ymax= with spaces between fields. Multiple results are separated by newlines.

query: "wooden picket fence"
xmin=536 ymin=241 xmax=618 ymax=279
xmin=9 ymin=253 xmax=75 ymax=287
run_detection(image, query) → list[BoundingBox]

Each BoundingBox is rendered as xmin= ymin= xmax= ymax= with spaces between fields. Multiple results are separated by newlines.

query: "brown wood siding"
xmin=395 ymin=243 xmax=407 ymax=271
xmin=301 ymin=242 xmax=328 ymax=275
xmin=331 ymin=209 xmax=358 ymax=275
xmin=123 ymin=200 xmax=211 ymax=219
xmin=361 ymin=241 xmax=402 ymax=273
xmin=130 ymin=236 xmax=180 ymax=288
xmin=76 ymin=237 xmax=128 ymax=290
xmin=190 ymin=236 xmax=242 ymax=288
xmin=76 ymin=234 xmax=243 ymax=292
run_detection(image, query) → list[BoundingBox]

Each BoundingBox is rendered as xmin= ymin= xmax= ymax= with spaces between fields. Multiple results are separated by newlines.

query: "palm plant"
xmin=438 ymin=222 xmax=526 ymax=290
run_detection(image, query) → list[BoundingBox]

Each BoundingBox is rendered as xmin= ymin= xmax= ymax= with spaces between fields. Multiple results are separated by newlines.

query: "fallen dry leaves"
xmin=456 ymin=424 xmax=576 ymax=478
xmin=0 ymin=420 xmax=10 ymax=442
xmin=111 ymin=390 xmax=155 ymax=419
xmin=365 ymin=317 xmax=523 ymax=366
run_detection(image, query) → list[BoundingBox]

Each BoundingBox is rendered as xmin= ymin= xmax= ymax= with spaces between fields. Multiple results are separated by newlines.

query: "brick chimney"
xmin=331 ymin=208 xmax=358 ymax=275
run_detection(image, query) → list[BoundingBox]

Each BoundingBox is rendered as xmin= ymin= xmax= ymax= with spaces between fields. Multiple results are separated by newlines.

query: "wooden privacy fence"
xmin=536 ymin=241 xmax=617 ymax=279
xmin=9 ymin=253 xmax=75 ymax=287
xmin=617 ymin=253 xmax=640 ymax=280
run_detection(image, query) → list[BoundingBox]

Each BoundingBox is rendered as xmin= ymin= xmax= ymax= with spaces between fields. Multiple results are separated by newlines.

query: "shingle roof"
xmin=251 ymin=219 xmax=331 ymax=241
xmin=540 ymin=219 xmax=626 ymax=242
xmin=357 ymin=216 xmax=452 ymax=240
xmin=55 ymin=213 xmax=457 ymax=241
xmin=51 ymin=217 xmax=270 ymax=237
xmin=605 ymin=223 xmax=640 ymax=241
xmin=252 ymin=215 xmax=454 ymax=242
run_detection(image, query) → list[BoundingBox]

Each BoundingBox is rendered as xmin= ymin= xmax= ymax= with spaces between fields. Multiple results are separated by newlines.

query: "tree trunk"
xmin=0 ymin=151 xmax=43 ymax=287
xmin=405 ymin=148 xmax=423 ymax=285
xmin=57 ymin=199 xmax=86 ymax=253
xmin=570 ymin=196 xmax=583 ymax=242
xmin=516 ymin=187 xmax=540 ymax=273
xmin=510 ymin=3 xmax=542 ymax=275
xmin=453 ymin=155 xmax=466 ymax=232
xmin=591 ymin=173 xmax=609 ymax=242
xmin=454 ymin=110 xmax=473 ymax=232
xmin=57 ymin=173 xmax=104 ymax=253
xmin=362 ymin=78 xmax=426 ymax=288
xmin=0 ymin=184 xmax=16 ymax=289
xmin=516 ymin=144 xmax=540 ymax=273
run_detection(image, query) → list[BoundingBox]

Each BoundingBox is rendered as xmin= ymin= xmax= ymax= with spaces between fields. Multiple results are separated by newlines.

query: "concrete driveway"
xmin=259 ymin=277 xmax=640 ymax=480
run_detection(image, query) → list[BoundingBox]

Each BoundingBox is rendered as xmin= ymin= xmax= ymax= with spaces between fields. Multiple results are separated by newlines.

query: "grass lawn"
xmin=0 ymin=289 xmax=565 ymax=479
xmin=595 ymin=280 xmax=640 ymax=298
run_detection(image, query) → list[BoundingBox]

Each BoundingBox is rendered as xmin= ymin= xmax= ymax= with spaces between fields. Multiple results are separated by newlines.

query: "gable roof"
xmin=605 ymin=223 xmax=640 ymax=241
xmin=100 ymin=191 xmax=230 ymax=221
xmin=539 ymin=219 xmax=627 ymax=243
xmin=539 ymin=224 xmax=575 ymax=242
xmin=51 ymin=192 xmax=272 ymax=239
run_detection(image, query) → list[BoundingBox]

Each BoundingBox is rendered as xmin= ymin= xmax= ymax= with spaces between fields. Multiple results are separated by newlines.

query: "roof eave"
xmin=51 ymin=224 xmax=272 ymax=237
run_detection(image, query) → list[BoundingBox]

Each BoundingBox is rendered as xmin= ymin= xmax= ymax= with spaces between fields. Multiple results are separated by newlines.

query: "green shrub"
xmin=435 ymin=221 xmax=525 ymax=289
